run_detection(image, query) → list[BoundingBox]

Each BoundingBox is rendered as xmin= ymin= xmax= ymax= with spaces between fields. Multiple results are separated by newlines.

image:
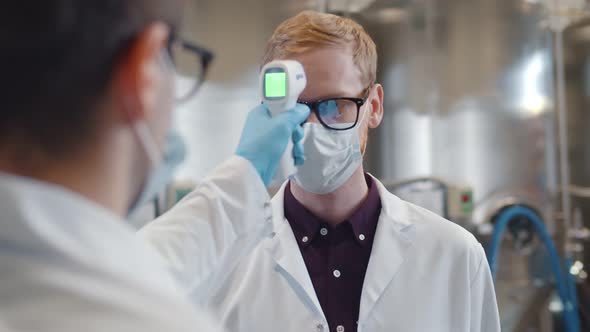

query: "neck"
xmin=291 ymin=166 xmax=369 ymax=226
xmin=0 ymin=137 xmax=133 ymax=217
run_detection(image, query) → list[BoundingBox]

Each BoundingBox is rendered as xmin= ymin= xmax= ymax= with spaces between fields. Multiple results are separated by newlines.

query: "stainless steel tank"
xmin=562 ymin=19 xmax=590 ymax=302
xmin=354 ymin=1 xmax=563 ymax=330
xmin=358 ymin=0 xmax=558 ymax=228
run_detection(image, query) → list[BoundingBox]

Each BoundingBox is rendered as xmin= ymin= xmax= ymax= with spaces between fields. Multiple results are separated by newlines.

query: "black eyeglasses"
xmin=298 ymin=96 xmax=367 ymax=131
xmin=167 ymin=37 xmax=214 ymax=102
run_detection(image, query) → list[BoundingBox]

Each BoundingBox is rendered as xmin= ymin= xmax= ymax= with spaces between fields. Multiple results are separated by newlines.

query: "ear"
xmin=110 ymin=22 xmax=171 ymax=124
xmin=367 ymin=83 xmax=384 ymax=129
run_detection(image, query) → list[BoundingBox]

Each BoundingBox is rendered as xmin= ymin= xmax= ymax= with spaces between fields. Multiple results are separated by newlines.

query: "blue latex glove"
xmin=236 ymin=103 xmax=310 ymax=186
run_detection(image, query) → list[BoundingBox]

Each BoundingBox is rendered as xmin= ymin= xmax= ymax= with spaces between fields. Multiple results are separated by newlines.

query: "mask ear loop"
xmin=356 ymin=102 xmax=370 ymax=129
xmin=125 ymin=97 xmax=162 ymax=167
xmin=355 ymin=85 xmax=373 ymax=129
xmin=356 ymin=87 xmax=372 ymax=156
xmin=127 ymin=49 xmax=174 ymax=167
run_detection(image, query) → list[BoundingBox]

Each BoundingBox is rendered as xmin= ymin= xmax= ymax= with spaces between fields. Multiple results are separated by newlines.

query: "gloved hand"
xmin=236 ymin=103 xmax=310 ymax=186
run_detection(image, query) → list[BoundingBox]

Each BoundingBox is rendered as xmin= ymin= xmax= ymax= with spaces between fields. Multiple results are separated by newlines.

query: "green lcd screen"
xmin=264 ymin=72 xmax=287 ymax=98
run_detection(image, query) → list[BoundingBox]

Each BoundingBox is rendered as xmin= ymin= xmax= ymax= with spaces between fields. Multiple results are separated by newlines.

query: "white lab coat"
xmin=145 ymin=175 xmax=501 ymax=332
xmin=0 ymin=156 xmax=271 ymax=332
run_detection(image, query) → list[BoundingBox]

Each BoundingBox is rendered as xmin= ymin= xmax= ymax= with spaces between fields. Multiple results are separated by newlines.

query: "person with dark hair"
xmin=0 ymin=2 xmax=309 ymax=331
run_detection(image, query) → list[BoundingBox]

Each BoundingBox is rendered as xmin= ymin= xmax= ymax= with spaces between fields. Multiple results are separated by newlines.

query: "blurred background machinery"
xmin=131 ymin=0 xmax=590 ymax=331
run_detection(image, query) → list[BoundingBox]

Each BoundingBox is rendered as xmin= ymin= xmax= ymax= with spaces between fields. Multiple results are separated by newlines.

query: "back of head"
xmin=0 ymin=1 xmax=182 ymax=158
xmin=262 ymin=10 xmax=377 ymax=88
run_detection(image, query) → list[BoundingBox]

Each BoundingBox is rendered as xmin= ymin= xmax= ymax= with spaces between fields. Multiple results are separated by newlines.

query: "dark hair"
xmin=0 ymin=1 xmax=182 ymax=156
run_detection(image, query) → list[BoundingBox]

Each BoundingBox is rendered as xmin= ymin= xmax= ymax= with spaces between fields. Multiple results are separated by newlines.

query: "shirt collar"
xmin=348 ymin=174 xmax=381 ymax=245
xmin=283 ymin=174 xmax=382 ymax=248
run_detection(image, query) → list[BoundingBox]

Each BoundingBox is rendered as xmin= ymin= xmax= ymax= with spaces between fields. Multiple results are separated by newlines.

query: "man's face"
xmin=291 ymin=47 xmax=375 ymax=154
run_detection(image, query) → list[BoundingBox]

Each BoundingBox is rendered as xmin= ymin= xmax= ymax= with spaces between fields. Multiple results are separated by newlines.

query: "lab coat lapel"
xmin=359 ymin=176 xmax=416 ymax=324
xmin=267 ymin=182 xmax=325 ymax=320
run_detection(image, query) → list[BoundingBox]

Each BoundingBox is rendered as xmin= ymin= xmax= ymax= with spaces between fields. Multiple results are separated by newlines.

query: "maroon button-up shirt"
xmin=284 ymin=174 xmax=382 ymax=332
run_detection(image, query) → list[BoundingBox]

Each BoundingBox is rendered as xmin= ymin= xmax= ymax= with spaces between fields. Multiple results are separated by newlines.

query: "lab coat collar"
xmin=269 ymin=176 xmax=416 ymax=324
xmin=269 ymin=180 xmax=326 ymax=322
xmin=358 ymin=174 xmax=416 ymax=324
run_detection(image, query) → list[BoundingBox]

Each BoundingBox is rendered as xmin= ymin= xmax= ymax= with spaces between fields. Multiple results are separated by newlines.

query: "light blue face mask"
xmin=293 ymin=109 xmax=368 ymax=194
xmin=127 ymin=131 xmax=186 ymax=218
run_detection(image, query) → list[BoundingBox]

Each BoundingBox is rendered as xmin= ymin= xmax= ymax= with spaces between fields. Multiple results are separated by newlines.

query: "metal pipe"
xmin=562 ymin=185 xmax=590 ymax=198
xmin=555 ymin=30 xmax=573 ymax=248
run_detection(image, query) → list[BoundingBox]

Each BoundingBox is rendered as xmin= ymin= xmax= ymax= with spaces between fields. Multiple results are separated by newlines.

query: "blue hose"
xmin=487 ymin=205 xmax=580 ymax=332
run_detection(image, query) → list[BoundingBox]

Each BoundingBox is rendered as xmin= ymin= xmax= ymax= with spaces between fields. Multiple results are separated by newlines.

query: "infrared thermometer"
xmin=261 ymin=60 xmax=307 ymax=116
xmin=260 ymin=60 xmax=307 ymax=184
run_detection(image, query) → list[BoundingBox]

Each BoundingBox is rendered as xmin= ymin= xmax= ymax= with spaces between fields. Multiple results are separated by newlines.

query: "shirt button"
xmin=302 ymin=236 xmax=309 ymax=243
xmin=320 ymin=228 xmax=328 ymax=236
xmin=316 ymin=324 xmax=325 ymax=332
xmin=336 ymin=326 xmax=345 ymax=332
xmin=359 ymin=234 xmax=366 ymax=241
xmin=333 ymin=269 xmax=341 ymax=278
